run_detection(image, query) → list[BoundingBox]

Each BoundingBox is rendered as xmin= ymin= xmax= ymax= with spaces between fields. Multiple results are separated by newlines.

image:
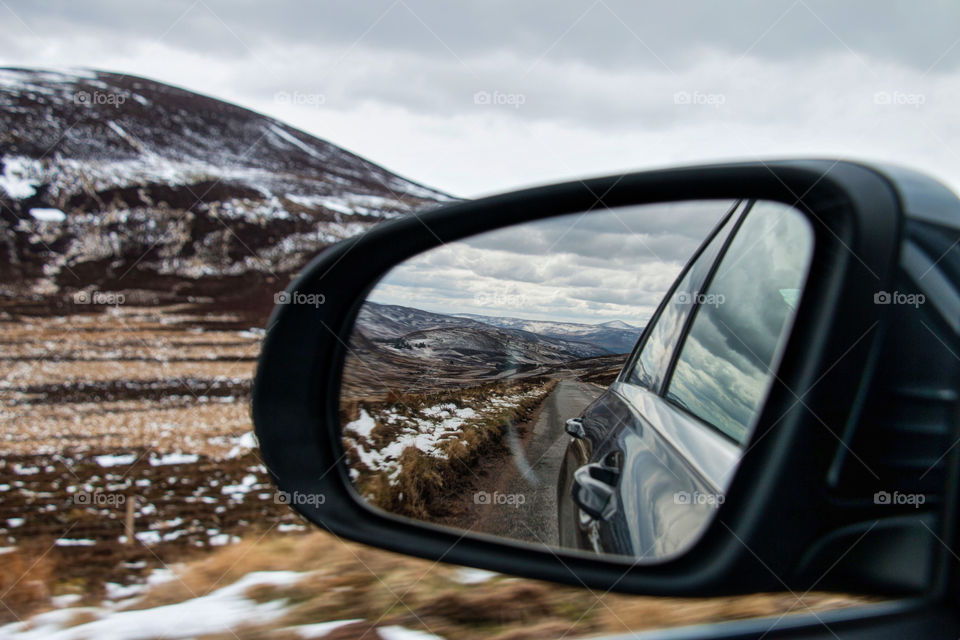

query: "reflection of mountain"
xmin=384 ymin=325 xmax=593 ymax=371
xmin=355 ymin=302 xmax=490 ymax=340
xmin=453 ymin=312 xmax=642 ymax=354
xmin=343 ymin=301 xmax=643 ymax=398
xmin=358 ymin=301 xmax=642 ymax=359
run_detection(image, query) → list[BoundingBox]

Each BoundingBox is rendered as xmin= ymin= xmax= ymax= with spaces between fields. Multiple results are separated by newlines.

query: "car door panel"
xmin=572 ymin=382 xmax=733 ymax=557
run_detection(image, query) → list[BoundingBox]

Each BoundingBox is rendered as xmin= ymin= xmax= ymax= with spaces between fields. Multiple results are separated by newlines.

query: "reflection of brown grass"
xmin=129 ymin=531 xmax=870 ymax=640
xmin=347 ymin=379 xmax=557 ymax=519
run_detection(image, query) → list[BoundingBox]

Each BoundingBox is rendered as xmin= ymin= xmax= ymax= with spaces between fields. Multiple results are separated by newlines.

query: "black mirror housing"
xmin=252 ymin=159 xmax=960 ymax=598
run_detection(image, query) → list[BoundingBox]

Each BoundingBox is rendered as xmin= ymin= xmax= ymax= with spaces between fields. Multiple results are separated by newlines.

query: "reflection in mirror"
xmin=339 ymin=199 xmax=813 ymax=563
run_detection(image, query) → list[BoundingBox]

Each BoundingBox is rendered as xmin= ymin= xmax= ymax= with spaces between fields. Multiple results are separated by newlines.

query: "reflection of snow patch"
xmin=345 ymin=409 xmax=377 ymax=439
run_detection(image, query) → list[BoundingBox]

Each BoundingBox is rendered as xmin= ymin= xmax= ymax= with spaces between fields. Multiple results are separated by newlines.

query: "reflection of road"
xmin=457 ymin=379 xmax=603 ymax=546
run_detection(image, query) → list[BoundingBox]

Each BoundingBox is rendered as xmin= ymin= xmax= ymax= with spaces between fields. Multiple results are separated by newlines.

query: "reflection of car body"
xmin=558 ymin=199 xmax=813 ymax=557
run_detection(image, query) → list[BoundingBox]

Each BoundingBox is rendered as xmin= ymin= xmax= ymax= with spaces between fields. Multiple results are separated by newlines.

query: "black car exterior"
xmin=559 ymin=197 xmax=819 ymax=557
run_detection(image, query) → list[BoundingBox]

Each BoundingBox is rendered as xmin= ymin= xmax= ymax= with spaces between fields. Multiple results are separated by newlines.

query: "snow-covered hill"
xmin=357 ymin=301 xmax=610 ymax=358
xmin=355 ymin=301 xmax=490 ymax=340
xmin=0 ymin=68 xmax=453 ymax=314
xmin=454 ymin=312 xmax=642 ymax=354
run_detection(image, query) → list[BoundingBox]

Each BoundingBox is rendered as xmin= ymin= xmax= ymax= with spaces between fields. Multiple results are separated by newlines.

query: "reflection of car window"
xmin=626 ymin=202 xmax=743 ymax=391
xmin=665 ymin=201 xmax=813 ymax=444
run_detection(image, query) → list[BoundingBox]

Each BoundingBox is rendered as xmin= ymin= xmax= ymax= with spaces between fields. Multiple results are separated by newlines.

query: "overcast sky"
xmin=369 ymin=200 xmax=736 ymax=325
xmin=1 ymin=1 xmax=959 ymax=198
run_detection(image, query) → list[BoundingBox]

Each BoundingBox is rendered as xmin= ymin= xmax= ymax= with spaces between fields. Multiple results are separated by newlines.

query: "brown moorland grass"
xmin=0 ymin=307 xmax=873 ymax=638
xmin=125 ymin=531 xmax=872 ymax=640
xmin=0 ymin=545 xmax=56 ymax=623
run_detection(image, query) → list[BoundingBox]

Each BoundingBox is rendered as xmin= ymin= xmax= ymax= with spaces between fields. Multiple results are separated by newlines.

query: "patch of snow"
xmin=28 ymin=208 xmax=66 ymax=223
xmin=49 ymin=594 xmax=82 ymax=608
xmin=221 ymin=474 xmax=259 ymax=496
xmin=94 ymin=453 xmax=137 ymax=468
xmin=267 ymin=123 xmax=328 ymax=162
xmin=378 ymin=626 xmax=446 ymax=640
xmin=55 ymin=539 xmax=97 ymax=547
xmin=0 ymin=570 xmax=305 ymax=640
xmin=226 ymin=431 xmax=257 ymax=459
xmin=284 ymin=619 xmax=363 ymax=638
xmin=12 ymin=464 xmax=39 ymax=475
xmin=148 ymin=453 xmax=198 ymax=466
xmin=134 ymin=531 xmax=160 ymax=546
xmin=208 ymin=533 xmax=240 ymax=546
xmin=454 ymin=568 xmax=498 ymax=584
xmin=0 ymin=156 xmax=41 ymax=199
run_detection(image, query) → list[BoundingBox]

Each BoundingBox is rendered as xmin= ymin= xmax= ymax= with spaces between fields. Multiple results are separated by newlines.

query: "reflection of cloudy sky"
xmin=666 ymin=201 xmax=813 ymax=441
xmin=369 ymin=200 xmax=735 ymax=325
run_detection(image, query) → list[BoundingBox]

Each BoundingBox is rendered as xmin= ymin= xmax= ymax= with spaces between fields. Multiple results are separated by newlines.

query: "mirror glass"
xmin=339 ymin=199 xmax=814 ymax=562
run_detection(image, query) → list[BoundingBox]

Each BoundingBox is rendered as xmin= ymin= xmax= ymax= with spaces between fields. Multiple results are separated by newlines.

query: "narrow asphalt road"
xmin=459 ymin=378 xmax=604 ymax=547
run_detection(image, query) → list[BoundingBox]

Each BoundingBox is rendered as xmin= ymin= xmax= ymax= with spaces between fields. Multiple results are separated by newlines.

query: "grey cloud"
xmin=372 ymin=199 xmax=727 ymax=324
xmin=8 ymin=1 xmax=959 ymax=72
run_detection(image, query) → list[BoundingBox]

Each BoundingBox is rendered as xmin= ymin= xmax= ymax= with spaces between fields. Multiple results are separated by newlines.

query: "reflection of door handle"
xmin=565 ymin=418 xmax=586 ymax=439
xmin=571 ymin=462 xmax=619 ymax=521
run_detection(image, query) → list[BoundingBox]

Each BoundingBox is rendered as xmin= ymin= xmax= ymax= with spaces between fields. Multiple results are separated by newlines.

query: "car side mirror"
xmin=253 ymin=160 xmax=958 ymax=598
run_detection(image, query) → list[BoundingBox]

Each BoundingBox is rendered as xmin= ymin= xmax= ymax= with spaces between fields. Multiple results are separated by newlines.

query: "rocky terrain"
xmin=0 ymin=67 xmax=453 ymax=318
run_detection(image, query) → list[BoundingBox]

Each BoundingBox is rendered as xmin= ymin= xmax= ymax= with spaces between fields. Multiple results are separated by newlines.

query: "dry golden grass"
xmin=1 ymin=399 xmax=254 ymax=455
xmin=0 ymin=307 xmax=258 ymax=456
xmin=129 ymin=530 xmax=871 ymax=640
xmin=0 ymin=359 xmax=255 ymax=387
xmin=1 ymin=308 xmax=872 ymax=639
xmin=0 ymin=546 xmax=56 ymax=622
